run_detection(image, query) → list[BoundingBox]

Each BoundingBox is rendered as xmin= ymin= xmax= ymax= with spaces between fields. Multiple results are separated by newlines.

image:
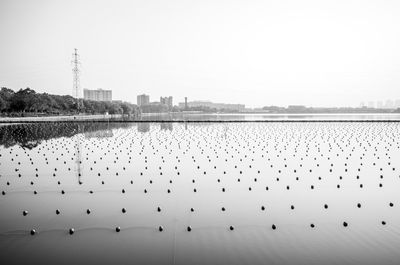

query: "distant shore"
xmin=1 ymin=112 xmax=400 ymax=123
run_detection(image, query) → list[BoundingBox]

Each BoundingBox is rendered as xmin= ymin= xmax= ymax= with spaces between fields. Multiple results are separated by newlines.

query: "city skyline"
xmin=1 ymin=0 xmax=399 ymax=108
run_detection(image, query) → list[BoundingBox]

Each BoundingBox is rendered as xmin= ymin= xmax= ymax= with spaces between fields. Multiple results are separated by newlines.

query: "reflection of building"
xmin=83 ymin=89 xmax=112 ymax=101
xmin=84 ymin=130 xmax=113 ymax=138
xmin=178 ymin=100 xmax=245 ymax=111
xmin=160 ymin=96 xmax=173 ymax=108
xmin=137 ymin=123 xmax=150 ymax=133
xmin=160 ymin=123 xmax=173 ymax=131
xmin=137 ymin=94 xmax=150 ymax=106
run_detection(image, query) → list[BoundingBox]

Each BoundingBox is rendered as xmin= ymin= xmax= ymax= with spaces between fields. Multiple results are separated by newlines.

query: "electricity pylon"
xmin=72 ymin=48 xmax=83 ymax=112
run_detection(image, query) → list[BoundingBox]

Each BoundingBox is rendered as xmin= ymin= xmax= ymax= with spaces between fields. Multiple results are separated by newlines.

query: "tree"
xmin=0 ymin=87 xmax=139 ymax=116
xmin=0 ymin=96 xmax=7 ymax=111
xmin=121 ymin=103 xmax=133 ymax=114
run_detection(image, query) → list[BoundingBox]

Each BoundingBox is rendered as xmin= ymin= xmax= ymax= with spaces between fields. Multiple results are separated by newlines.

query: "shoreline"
xmin=0 ymin=113 xmax=399 ymax=123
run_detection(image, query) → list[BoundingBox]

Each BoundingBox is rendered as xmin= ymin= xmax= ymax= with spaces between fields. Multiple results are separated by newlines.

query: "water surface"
xmin=0 ymin=121 xmax=400 ymax=265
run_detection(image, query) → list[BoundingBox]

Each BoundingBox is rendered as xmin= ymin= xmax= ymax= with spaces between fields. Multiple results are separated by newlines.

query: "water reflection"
xmin=137 ymin=113 xmax=400 ymax=121
xmin=137 ymin=123 xmax=150 ymax=133
xmin=0 ymin=122 xmax=132 ymax=149
xmin=160 ymin=123 xmax=173 ymax=131
xmin=1 ymin=121 xmax=400 ymax=265
xmin=75 ymin=124 xmax=83 ymax=184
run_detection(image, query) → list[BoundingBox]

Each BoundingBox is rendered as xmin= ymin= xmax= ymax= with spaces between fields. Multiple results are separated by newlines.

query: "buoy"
xmin=69 ymin=228 xmax=75 ymax=235
xmin=122 ymin=208 xmax=127 ymax=213
xmin=187 ymin=226 xmax=192 ymax=232
xmin=86 ymin=209 xmax=91 ymax=214
xmin=190 ymin=208 xmax=194 ymax=212
xmin=229 ymin=225 xmax=234 ymax=231
xmin=343 ymin=222 xmax=348 ymax=227
xmin=30 ymin=229 xmax=36 ymax=235
xmin=56 ymin=209 xmax=60 ymax=215
xmin=116 ymin=226 xmax=121 ymax=232
xmin=157 ymin=207 xmax=161 ymax=212
xmin=272 ymin=224 xmax=277 ymax=230
xmin=310 ymin=223 xmax=315 ymax=228
xmin=158 ymin=226 xmax=163 ymax=232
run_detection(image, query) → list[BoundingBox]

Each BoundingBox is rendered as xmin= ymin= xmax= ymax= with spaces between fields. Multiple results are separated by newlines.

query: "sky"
xmin=0 ymin=0 xmax=399 ymax=108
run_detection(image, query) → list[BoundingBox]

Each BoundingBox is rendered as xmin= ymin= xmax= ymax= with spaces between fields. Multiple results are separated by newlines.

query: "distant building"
xmin=160 ymin=96 xmax=173 ymax=108
xmin=137 ymin=94 xmax=150 ymax=106
xmin=384 ymin=100 xmax=394 ymax=109
xmin=83 ymin=89 xmax=112 ymax=101
xmin=395 ymin=99 xmax=400 ymax=108
xmin=367 ymin=101 xmax=375 ymax=108
xmin=178 ymin=100 xmax=245 ymax=111
xmin=287 ymin=105 xmax=307 ymax=111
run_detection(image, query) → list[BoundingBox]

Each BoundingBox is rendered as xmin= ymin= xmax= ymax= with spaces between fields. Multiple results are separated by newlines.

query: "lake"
xmin=0 ymin=120 xmax=400 ymax=265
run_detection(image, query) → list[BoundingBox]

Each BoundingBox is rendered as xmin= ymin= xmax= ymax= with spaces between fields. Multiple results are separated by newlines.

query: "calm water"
xmin=1 ymin=121 xmax=400 ymax=265
xmin=136 ymin=113 xmax=400 ymax=121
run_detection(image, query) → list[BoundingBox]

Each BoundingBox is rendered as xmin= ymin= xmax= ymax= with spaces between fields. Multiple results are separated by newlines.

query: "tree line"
xmin=0 ymin=87 xmax=139 ymax=116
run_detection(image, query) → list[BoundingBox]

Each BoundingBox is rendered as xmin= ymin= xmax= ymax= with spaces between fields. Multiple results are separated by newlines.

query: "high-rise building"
xmin=83 ymin=89 xmax=112 ymax=101
xmin=137 ymin=94 xmax=150 ymax=106
xmin=160 ymin=96 xmax=173 ymax=108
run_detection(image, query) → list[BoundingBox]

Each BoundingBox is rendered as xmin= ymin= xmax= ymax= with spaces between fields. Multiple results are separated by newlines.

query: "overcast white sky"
xmin=0 ymin=0 xmax=399 ymax=107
